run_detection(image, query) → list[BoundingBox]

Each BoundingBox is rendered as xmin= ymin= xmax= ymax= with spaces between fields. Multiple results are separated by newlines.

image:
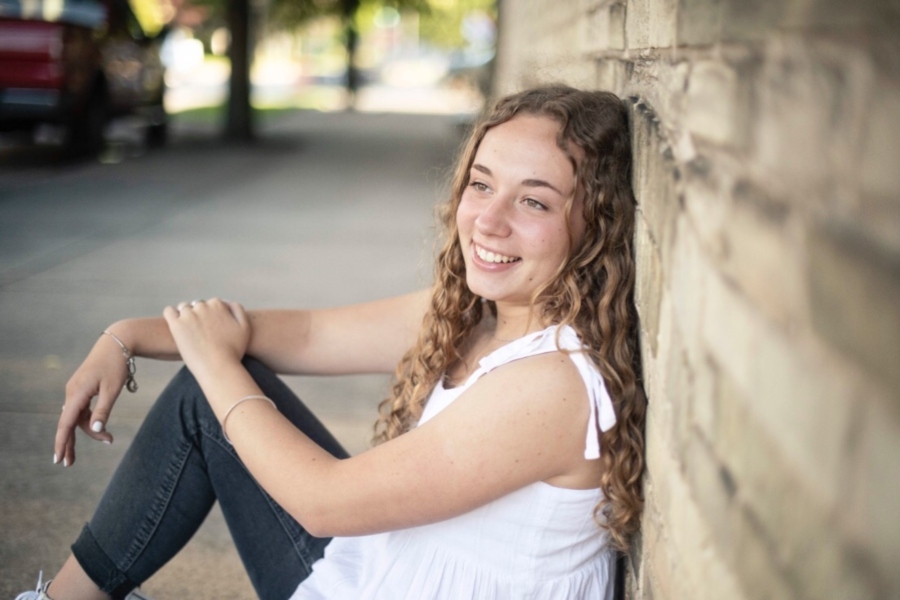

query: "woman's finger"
xmin=163 ymin=305 xmax=181 ymax=324
xmin=226 ymin=300 xmax=248 ymax=326
xmin=84 ymin=381 xmax=117 ymax=444
xmin=55 ymin=397 xmax=83 ymax=465
xmin=63 ymin=432 xmax=76 ymax=467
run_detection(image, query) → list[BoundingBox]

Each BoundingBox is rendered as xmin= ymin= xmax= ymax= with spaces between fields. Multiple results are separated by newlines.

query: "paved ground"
xmin=0 ymin=111 xmax=464 ymax=598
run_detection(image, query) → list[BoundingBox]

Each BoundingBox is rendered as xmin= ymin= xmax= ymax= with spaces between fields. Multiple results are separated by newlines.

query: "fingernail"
xmin=53 ymin=453 xmax=58 ymax=465
xmin=91 ymin=421 xmax=103 ymax=433
xmin=63 ymin=457 xmax=69 ymax=467
xmin=102 ymin=440 xmax=112 ymax=445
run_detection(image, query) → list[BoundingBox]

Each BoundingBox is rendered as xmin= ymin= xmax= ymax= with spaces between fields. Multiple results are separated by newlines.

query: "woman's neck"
xmin=489 ymin=302 xmax=547 ymax=342
xmin=445 ymin=305 xmax=548 ymax=388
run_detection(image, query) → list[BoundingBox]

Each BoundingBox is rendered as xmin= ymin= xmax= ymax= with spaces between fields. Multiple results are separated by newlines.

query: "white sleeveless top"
xmin=291 ymin=325 xmax=618 ymax=600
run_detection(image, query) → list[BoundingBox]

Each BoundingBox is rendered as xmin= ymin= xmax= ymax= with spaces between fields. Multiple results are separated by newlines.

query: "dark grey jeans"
xmin=71 ymin=357 xmax=349 ymax=600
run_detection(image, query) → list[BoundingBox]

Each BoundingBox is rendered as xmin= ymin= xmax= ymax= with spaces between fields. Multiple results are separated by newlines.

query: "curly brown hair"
xmin=373 ymin=85 xmax=645 ymax=552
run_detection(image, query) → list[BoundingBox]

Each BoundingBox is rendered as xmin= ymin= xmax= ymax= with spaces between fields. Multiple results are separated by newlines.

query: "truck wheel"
xmin=65 ymin=92 xmax=107 ymax=158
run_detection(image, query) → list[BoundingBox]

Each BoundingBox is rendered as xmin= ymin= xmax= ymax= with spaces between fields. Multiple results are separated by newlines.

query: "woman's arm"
xmin=246 ymin=290 xmax=431 ymax=375
xmin=167 ymin=300 xmax=596 ymax=537
xmin=55 ymin=290 xmax=431 ymax=467
xmin=105 ymin=288 xmax=431 ymax=371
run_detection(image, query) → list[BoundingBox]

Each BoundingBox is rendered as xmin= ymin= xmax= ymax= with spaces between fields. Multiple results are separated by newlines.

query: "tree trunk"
xmin=225 ymin=0 xmax=253 ymax=142
xmin=343 ymin=0 xmax=360 ymax=107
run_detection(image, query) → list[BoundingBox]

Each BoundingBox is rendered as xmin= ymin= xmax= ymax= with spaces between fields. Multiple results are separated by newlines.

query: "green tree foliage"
xmin=416 ymin=0 xmax=495 ymax=48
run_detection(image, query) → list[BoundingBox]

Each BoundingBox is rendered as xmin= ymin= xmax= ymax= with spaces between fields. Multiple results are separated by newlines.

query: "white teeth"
xmin=475 ymin=245 xmax=519 ymax=264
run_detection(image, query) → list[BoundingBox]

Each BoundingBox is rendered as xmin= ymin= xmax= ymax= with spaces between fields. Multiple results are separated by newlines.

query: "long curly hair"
xmin=373 ymin=85 xmax=645 ymax=552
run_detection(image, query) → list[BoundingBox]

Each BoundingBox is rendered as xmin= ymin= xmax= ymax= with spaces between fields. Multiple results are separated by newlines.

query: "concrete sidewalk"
xmin=0 ymin=111 xmax=464 ymax=597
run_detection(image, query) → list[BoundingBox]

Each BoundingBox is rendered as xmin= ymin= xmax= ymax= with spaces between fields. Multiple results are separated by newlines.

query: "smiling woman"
xmin=17 ymin=85 xmax=645 ymax=600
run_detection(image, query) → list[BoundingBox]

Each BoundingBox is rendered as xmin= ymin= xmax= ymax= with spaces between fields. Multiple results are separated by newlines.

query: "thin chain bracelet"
xmin=102 ymin=330 xmax=138 ymax=393
xmin=222 ymin=395 xmax=278 ymax=444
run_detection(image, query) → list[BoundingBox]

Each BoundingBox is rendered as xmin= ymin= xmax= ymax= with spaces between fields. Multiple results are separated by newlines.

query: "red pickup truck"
xmin=0 ymin=0 xmax=168 ymax=155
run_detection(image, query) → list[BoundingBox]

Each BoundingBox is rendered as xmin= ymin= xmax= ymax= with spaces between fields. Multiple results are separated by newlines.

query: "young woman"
xmin=18 ymin=85 xmax=645 ymax=600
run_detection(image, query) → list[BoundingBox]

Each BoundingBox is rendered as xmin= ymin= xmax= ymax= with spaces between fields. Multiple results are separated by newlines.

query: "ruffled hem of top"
xmin=297 ymin=533 xmax=615 ymax=600
xmin=397 ymin=536 xmax=613 ymax=600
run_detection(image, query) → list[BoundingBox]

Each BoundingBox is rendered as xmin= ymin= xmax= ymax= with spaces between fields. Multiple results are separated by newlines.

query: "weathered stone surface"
xmin=631 ymin=105 xmax=679 ymax=267
xmin=690 ymin=354 xmax=718 ymax=440
xmin=626 ymin=0 xmax=677 ymax=49
xmin=583 ymin=1 xmax=626 ymax=53
xmin=703 ymin=268 xmax=853 ymax=506
xmin=645 ymin=400 xmax=749 ymax=600
xmin=669 ymin=214 xmax=708 ymax=366
xmin=684 ymin=60 xmax=741 ymax=146
xmin=846 ymin=398 xmax=900 ymax=596
xmin=677 ymin=0 xmax=725 ymax=46
xmin=721 ymin=0 xmax=788 ymax=43
xmin=754 ymin=38 xmax=840 ymax=193
xmin=721 ymin=180 xmax=806 ymax=327
xmin=807 ymin=0 xmax=900 ymax=31
xmin=596 ymin=58 xmax=632 ymax=93
xmin=635 ymin=216 xmax=663 ymax=357
xmin=860 ymin=81 xmax=900 ymax=205
xmin=682 ymin=168 xmax=728 ymax=261
xmin=713 ymin=368 xmax=882 ymax=600
xmin=808 ymin=224 xmax=900 ymax=397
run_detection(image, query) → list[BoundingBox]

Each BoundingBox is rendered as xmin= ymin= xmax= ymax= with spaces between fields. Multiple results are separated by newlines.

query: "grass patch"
xmin=171 ymin=105 xmax=304 ymax=126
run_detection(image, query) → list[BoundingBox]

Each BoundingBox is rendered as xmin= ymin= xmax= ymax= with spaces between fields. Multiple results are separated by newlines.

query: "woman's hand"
xmin=163 ymin=298 xmax=250 ymax=383
xmin=55 ymin=331 xmax=131 ymax=466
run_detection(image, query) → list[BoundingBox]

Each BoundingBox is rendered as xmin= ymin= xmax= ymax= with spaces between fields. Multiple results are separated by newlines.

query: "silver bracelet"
xmin=222 ymin=395 xmax=277 ymax=445
xmin=102 ymin=330 xmax=138 ymax=393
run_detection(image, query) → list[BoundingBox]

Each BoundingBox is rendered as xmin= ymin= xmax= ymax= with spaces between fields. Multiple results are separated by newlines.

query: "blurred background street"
xmin=0 ymin=0 xmax=486 ymax=594
xmin=0 ymin=109 xmax=465 ymax=596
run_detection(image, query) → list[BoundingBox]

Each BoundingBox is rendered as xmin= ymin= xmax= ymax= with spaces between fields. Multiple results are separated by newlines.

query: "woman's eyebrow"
xmin=472 ymin=163 xmax=492 ymax=176
xmin=471 ymin=163 xmax=565 ymax=196
xmin=521 ymin=178 xmax=564 ymax=196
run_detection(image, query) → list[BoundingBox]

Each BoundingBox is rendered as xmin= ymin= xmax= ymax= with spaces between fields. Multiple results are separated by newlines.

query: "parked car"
xmin=0 ymin=0 xmax=168 ymax=155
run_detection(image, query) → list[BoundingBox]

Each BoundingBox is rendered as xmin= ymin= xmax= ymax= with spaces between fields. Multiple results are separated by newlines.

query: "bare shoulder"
xmin=480 ymin=350 xmax=591 ymax=416
xmin=475 ymin=351 xmax=602 ymax=488
xmin=438 ymin=350 xmax=592 ymax=464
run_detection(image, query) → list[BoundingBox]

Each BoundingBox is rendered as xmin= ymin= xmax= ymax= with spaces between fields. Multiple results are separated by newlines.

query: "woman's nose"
xmin=474 ymin=196 xmax=512 ymax=237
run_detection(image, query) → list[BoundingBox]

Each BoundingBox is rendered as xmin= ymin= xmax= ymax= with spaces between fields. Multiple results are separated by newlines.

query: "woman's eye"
xmin=524 ymin=198 xmax=547 ymax=210
xmin=470 ymin=181 xmax=489 ymax=192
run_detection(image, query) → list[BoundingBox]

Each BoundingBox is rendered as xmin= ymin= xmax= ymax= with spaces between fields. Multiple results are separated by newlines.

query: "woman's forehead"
xmin=477 ymin=115 xmax=582 ymax=171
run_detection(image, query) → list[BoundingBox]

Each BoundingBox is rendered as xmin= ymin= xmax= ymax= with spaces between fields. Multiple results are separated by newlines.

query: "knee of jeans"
xmin=158 ymin=358 xmax=282 ymax=430
xmin=157 ymin=366 xmax=217 ymax=426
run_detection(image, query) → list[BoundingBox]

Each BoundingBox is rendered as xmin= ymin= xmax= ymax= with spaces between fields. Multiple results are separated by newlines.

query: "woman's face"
xmin=456 ymin=114 xmax=585 ymax=311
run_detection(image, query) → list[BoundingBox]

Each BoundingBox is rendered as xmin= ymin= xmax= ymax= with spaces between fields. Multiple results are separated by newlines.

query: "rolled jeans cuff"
xmin=72 ymin=523 xmax=138 ymax=600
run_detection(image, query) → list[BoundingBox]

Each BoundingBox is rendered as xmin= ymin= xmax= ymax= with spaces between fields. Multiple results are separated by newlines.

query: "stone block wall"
xmin=494 ymin=1 xmax=900 ymax=598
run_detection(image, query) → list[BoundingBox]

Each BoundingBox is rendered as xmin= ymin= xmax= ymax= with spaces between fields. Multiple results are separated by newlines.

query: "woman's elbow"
xmin=299 ymin=509 xmax=346 ymax=538
xmin=285 ymin=498 xmax=345 ymax=538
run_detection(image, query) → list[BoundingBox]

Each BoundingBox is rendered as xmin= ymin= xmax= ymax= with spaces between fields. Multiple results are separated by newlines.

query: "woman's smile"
xmin=473 ymin=243 xmax=521 ymax=266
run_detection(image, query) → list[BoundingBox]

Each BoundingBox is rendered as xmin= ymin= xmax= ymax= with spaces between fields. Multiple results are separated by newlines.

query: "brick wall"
xmin=494 ymin=1 xmax=900 ymax=598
